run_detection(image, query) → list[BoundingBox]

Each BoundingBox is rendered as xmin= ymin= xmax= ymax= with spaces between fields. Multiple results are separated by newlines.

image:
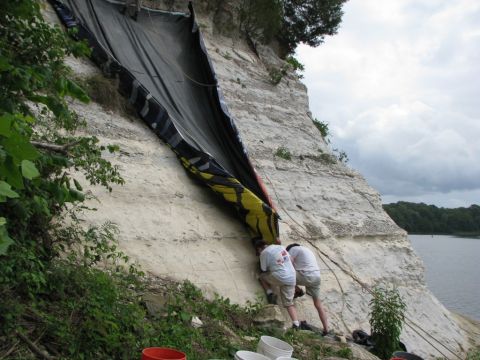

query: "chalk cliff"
xmin=44 ymin=1 xmax=479 ymax=358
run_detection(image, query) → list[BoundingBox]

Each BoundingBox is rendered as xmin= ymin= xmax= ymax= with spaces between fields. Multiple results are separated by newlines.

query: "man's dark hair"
xmin=254 ymin=239 xmax=267 ymax=251
xmin=251 ymin=236 xmax=262 ymax=246
xmin=286 ymin=243 xmax=300 ymax=252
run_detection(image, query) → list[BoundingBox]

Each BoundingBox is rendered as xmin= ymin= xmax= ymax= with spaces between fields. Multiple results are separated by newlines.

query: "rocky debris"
xmin=336 ymin=334 xmax=347 ymax=344
xmin=253 ymin=304 xmax=286 ymax=329
xmin=142 ymin=292 xmax=171 ymax=318
xmin=191 ymin=316 xmax=203 ymax=328
xmin=349 ymin=343 xmax=382 ymax=360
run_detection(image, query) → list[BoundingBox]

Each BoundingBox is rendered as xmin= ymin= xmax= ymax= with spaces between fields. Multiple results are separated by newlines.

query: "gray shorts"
xmin=259 ymin=273 xmax=295 ymax=307
xmin=296 ymin=270 xmax=321 ymax=299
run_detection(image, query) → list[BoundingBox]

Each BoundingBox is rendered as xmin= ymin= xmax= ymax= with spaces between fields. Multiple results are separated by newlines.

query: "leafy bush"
xmin=285 ymin=56 xmax=305 ymax=78
xmin=268 ymin=66 xmax=288 ymax=85
xmin=313 ymin=119 xmax=330 ymax=138
xmin=369 ymin=285 xmax=406 ymax=359
xmin=275 ymin=146 xmax=292 ymax=160
xmin=0 ymin=3 xmax=149 ymax=355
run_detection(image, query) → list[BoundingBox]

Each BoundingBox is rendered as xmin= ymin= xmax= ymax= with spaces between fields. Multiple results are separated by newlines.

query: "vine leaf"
xmin=0 ymin=180 xmax=19 ymax=200
xmin=0 ymin=114 xmax=14 ymax=137
xmin=0 ymin=224 xmax=14 ymax=256
xmin=21 ymin=160 xmax=40 ymax=180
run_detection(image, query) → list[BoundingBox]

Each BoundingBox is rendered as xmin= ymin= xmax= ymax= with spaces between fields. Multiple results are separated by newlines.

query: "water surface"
xmin=409 ymin=234 xmax=480 ymax=321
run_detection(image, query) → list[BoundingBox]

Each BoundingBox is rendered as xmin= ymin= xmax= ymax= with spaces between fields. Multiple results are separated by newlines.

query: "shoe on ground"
xmin=300 ymin=320 xmax=314 ymax=331
xmin=292 ymin=321 xmax=314 ymax=331
xmin=294 ymin=287 xmax=305 ymax=299
xmin=266 ymin=293 xmax=277 ymax=305
xmin=322 ymin=329 xmax=334 ymax=336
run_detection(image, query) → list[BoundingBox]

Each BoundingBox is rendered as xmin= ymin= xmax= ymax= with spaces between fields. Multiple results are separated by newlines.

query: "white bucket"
xmin=256 ymin=336 xmax=294 ymax=360
xmin=275 ymin=358 xmax=298 ymax=360
xmin=234 ymin=351 xmax=271 ymax=360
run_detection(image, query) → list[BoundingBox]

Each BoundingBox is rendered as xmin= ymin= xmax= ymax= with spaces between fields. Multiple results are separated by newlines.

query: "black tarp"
xmin=50 ymin=0 xmax=280 ymax=242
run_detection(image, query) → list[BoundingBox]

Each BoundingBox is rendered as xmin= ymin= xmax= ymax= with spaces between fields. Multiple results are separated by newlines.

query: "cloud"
xmin=297 ymin=0 xmax=480 ymax=207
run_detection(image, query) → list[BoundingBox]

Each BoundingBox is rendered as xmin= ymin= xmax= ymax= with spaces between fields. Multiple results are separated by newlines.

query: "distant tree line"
xmin=383 ymin=202 xmax=480 ymax=235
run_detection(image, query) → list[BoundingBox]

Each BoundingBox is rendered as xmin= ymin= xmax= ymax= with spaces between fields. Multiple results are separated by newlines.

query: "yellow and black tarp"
xmin=50 ymin=0 xmax=279 ymax=242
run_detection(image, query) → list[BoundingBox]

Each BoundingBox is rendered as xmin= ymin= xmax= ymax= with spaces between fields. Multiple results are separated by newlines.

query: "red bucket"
xmin=142 ymin=347 xmax=186 ymax=360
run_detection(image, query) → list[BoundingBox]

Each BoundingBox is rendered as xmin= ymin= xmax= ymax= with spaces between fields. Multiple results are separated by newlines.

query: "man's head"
xmin=286 ymin=243 xmax=300 ymax=252
xmin=254 ymin=239 xmax=268 ymax=255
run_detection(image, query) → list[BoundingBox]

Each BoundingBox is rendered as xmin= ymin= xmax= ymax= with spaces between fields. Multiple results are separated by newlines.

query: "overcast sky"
xmin=297 ymin=0 xmax=480 ymax=208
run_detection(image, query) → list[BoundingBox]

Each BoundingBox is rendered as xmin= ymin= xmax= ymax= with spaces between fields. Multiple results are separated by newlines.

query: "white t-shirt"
xmin=288 ymin=246 xmax=320 ymax=273
xmin=260 ymin=245 xmax=296 ymax=285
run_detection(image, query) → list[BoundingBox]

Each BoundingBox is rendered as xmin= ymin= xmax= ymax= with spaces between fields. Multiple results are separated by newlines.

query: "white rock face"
xmin=43 ymin=2 xmax=479 ymax=358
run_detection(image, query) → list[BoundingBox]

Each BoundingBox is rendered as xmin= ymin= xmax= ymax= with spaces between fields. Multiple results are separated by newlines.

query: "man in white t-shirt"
xmin=255 ymin=240 xmax=313 ymax=330
xmin=287 ymin=243 xmax=329 ymax=335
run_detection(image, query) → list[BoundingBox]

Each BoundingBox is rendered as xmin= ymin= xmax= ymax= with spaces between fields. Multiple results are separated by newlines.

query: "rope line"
xmin=252 ymin=158 xmax=462 ymax=359
xmin=260 ymin=169 xmax=352 ymax=333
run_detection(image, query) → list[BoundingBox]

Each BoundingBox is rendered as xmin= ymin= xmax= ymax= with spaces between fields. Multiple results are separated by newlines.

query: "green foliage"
xmin=0 ymin=2 xmax=128 ymax=358
xmin=467 ymin=347 xmax=480 ymax=360
xmin=335 ymin=347 xmax=353 ymax=358
xmin=313 ymin=118 xmax=330 ymax=138
xmin=267 ymin=56 xmax=304 ymax=84
xmin=278 ymin=0 xmax=349 ymax=55
xmin=238 ymin=0 xmax=348 ymax=56
xmin=0 ymin=0 xmax=123 ymax=256
xmin=285 ymin=56 xmax=305 ymax=78
xmin=268 ymin=66 xmax=288 ymax=85
xmin=369 ymin=285 xmax=406 ymax=360
xmin=383 ymin=202 xmax=480 ymax=235
xmin=275 ymin=146 xmax=292 ymax=160
xmin=240 ymin=0 xmax=283 ymax=43
xmin=333 ymin=148 xmax=349 ymax=164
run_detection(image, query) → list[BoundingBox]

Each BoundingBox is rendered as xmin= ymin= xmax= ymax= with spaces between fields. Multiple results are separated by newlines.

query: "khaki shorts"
xmin=296 ymin=270 xmax=321 ymax=299
xmin=259 ymin=273 xmax=295 ymax=307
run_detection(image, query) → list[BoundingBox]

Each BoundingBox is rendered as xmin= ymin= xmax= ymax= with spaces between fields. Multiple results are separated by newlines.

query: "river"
xmin=409 ymin=234 xmax=480 ymax=321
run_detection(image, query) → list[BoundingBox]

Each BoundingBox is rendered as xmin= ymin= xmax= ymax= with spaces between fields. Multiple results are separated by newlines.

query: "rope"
xmin=252 ymin=158 xmax=462 ymax=359
xmin=260 ymin=169 xmax=352 ymax=333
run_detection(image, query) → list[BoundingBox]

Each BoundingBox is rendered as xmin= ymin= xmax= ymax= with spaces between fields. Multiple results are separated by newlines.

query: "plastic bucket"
xmin=142 ymin=347 xmax=186 ymax=360
xmin=256 ymin=336 xmax=294 ymax=360
xmin=234 ymin=351 xmax=271 ymax=360
xmin=392 ymin=352 xmax=424 ymax=360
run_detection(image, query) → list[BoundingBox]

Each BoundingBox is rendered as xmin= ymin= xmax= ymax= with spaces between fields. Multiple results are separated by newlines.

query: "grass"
xmin=77 ymin=74 xmax=135 ymax=116
xmin=1 ymin=264 xmax=354 ymax=360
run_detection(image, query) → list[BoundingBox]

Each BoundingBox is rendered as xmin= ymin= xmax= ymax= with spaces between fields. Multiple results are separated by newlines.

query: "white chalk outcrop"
xmin=43 ymin=1 xmax=479 ymax=358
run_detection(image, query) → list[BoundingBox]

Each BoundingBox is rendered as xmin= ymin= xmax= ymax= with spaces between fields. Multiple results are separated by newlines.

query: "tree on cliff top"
xmin=240 ymin=0 xmax=348 ymax=56
xmin=279 ymin=0 xmax=348 ymax=55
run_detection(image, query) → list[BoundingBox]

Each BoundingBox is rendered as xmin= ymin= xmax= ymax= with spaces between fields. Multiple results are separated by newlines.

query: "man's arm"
xmin=259 ymin=251 xmax=268 ymax=272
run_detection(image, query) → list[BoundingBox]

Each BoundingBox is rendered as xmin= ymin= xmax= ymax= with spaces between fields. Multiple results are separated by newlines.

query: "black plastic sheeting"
xmin=61 ymin=0 xmax=269 ymax=202
xmin=50 ymin=0 xmax=279 ymax=241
